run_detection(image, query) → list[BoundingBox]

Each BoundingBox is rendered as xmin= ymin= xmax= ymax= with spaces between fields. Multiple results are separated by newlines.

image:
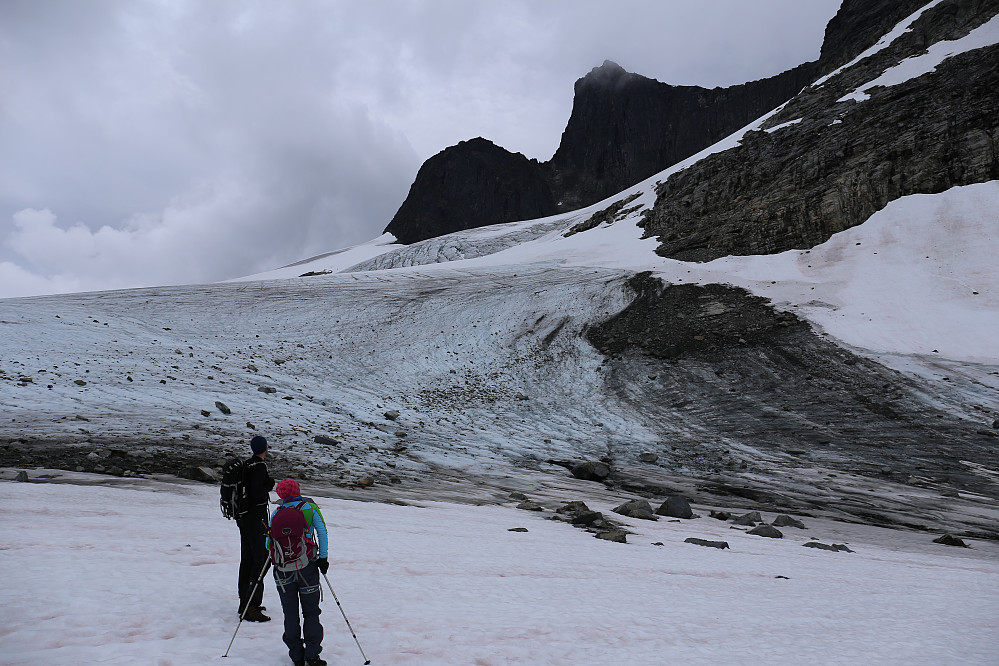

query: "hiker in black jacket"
xmin=237 ymin=435 xmax=275 ymax=622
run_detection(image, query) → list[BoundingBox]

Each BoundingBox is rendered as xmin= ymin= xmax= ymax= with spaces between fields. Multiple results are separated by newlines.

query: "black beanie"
xmin=250 ymin=436 xmax=268 ymax=455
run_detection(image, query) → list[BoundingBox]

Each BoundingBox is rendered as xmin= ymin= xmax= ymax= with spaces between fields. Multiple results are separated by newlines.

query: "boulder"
xmin=517 ymin=501 xmax=544 ymax=512
xmin=384 ymin=410 xmax=400 ymax=420
xmin=571 ymin=461 xmax=610 ymax=482
xmin=684 ymin=538 xmax=730 ymax=550
xmin=933 ymin=534 xmax=969 ymax=548
xmin=613 ymin=499 xmax=657 ymax=521
xmin=183 ymin=466 xmax=219 ymax=482
xmin=803 ymin=542 xmax=854 ymax=552
xmin=639 ymin=452 xmax=658 ymax=463
xmin=773 ymin=515 xmax=806 ymax=529
xmin=732 ymin=511 xmax=763 ymax=526
xmin=594 ymin=530 xmax=628 ymax=543
xmin=709 ymin=510 xmax=732 ymax=521
xmin=748 ymin=525 xmax=783 ymax=538
xmin=655 ymin=495 xmax=694 ymax=519
xmin=15 ymin=471 xmax=28 ymax=482
xmin=314 ymin=434 xmax=340 ymax=446
xmin=571 ymin=511 xmax=605 ymax=526
xmin=215 ymin=401 xmax=231 ymax=415
xmin=508 ymin=527 xmax=529 ymax=533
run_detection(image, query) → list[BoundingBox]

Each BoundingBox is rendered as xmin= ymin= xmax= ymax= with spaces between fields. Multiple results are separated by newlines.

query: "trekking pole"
xmin=322 ymin=572 xmax=371 ymax=664
xmin=222 ymin=558 xmax=271 ymax=658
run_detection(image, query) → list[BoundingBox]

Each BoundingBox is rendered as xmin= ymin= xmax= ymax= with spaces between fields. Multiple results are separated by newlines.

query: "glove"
xmin=317 ymin=557 xmax=329 ymax=574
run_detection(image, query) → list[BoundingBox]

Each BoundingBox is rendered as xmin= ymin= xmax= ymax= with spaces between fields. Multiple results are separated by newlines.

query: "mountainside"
xmin=3 ymin=0 xmax=999 ymax=545
xmin=642 ymin=0 xmax=999 ymax=260
xmin=385 ymin=60 xmax=818 ymax=244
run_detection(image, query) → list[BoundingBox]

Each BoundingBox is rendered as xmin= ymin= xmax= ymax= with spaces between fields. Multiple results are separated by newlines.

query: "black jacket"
xmin=240 ymin=455 xmax=274 ymax=516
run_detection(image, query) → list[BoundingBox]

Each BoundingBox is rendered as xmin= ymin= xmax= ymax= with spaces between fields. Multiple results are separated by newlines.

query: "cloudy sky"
xmin=0 ymin=0 xmax=840 ymax=299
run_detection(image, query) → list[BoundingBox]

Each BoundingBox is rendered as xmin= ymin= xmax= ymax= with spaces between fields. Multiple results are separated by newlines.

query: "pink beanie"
xmin=275 ymin=478 xmax=300 ymax=499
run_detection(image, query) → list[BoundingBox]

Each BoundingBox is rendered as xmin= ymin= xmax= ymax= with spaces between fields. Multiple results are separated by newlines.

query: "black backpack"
xmin=220 ymin=457 xmax=247 ymax=519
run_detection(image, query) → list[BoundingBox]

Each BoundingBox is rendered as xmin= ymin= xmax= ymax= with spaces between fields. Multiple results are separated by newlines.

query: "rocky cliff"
xmin=385 ymin=61 xmax=819 ymax=244
xmin=641 ymin=0 xmax=999 ymax=260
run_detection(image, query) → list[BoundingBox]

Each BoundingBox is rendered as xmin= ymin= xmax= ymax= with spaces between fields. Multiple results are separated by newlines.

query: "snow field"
xmin=2 ymin=477 xmax=997 ymax=665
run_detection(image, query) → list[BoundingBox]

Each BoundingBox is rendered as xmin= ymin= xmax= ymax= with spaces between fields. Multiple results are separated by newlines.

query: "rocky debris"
xmin=384 ymin=410 xmax=400 ymax=420
xmin=508 ymin=527 xmax=529 ymax=533
xmin=314 ymin=435 xmax=339 ymax=446
xmin=933 ymin=534 xmax=969 ymax=548
xmin=508 ymin=492 xmax=528 ymax=501
xmin=803 ymin=542 xmax=854 ymax=553
xmin=517 ymin=501 xmax=544 ymax=512
xmin=215 ymin=401 xmax=231 ymax=415
xmin=773 ymin=515 xmax=806 ymax=529
xmin=571 ymin=461 xmax=610 ymax=482
xmin=732 ymin=512 xmax=764 ymax=527
xmin=748 ymin=525 xmax=784 ymax=539
xmin=594 ymin=530 xmax=628 ymax=544
xmin=200 ymin=410 xmax=211 ymax=417
xmin=570 ymin=511 xmax=605 ymax=526
xmin=655 ymin=495 xmax=694 ymax=519
xmin=357 ymin=477 xmax=374 ymax=488
xmin=258 ymin=386 xmax=277 ymax=394
xmin=685 ymin=538 xmax=730 ymax=550
xmin=182 ymin=466 xmax=218 ymax=482
xmin=74 ymin=380 xmax=87 ymax=386
xmin=612 ymin=499 xmax=658 ymax=520
xmin=15 ymin=470 xmax=28 ymax=482
xmin=709 ymin=510 xmax=732 ymax=521
xmin=639 ymin=452 xmax=658 ymax=463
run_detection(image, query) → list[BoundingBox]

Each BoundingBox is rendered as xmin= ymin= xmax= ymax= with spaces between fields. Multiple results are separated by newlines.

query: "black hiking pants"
xmin=237 ymin=508 xmax=269 ymax=610
xmin=274 ymin=560 xmax=324 ymax=662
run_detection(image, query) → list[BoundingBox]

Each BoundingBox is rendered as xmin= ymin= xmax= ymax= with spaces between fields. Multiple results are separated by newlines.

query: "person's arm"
xmin=307 ymin=504 xmax=329 ymax=558
xmin=244 ymin=460 xmax=273 ymax=507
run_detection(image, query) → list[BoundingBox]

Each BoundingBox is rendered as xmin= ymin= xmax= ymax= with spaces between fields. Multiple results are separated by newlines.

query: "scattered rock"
xmin=183 ymin=466 xmax=219 ymax=482
xmin=748 ymin=525 xmax=783 ymax=538
xmin=775 ymin=575 xmax=790 ymax=580
xmin=933 ymin=534 xmax=969 ymax=548
xmin=258 ymin=386 xmax=277 ymax=394
xmin=652 ymin=542 xmax=664 ymax=546
xmin=571 ymin=511 xmax=605 ymax=526
xmin=732 ymin=511 xmax=763 ymax=526
xmin=638 ymin=452 xmax=658 ymax=463
xmin=517 ymin=501 xmax=544 ymax=512
xmin=314 ymin=435 xmax=340 ymax=446
xmin=685 ymin=537 xmax=729 ymax=549
xmin=612 ymin=499 xmax=658 ymax=520
xmin=357 ymin=477 xmax=374 ymax=488
xmin=215 ymin=401 xmax=231 ymax=415
xmin=515 ymin=392 xmax=529 ymax=400
xmin=709 ymin=510 xmax=732 ymax=521
xmin=803 ymin=542 xmax=854 ymax=552
xmin=200 ymin=410 xmax=211 ymax=417
xmin=247 ymin=422 xmax=256 ymax=430
xmin=74 ymin=380 xmax=87 ymax=386
xmin=384 ymin=410 xmax=400 ymax=420
xmin=15 ymin=471 xmax=28 ymax=482
xmin=655 ymin=495 xmax=693 ymax=519
xmin=594 ymin=530 xmax=628 ymax=543
xmin=556 ymin=501 xmax=590 ymax=515
xmin=571 ymin=461 xmax=610 ymax=482
xmin=508 ymin=492 xmax=528 ymax=501
xmin=508 ymin=527 xmax=529 ymax=533
xmin=773 ymin=515 xmax=806 ymax=529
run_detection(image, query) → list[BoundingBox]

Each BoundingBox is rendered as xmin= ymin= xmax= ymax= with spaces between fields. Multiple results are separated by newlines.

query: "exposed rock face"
xmin=642 ymin=0 xmax=999 ymax=261
xmin=386 ymin=60 xmax=817 ymax=244
xmin=384 ymin=138 xmax=557 ymax=244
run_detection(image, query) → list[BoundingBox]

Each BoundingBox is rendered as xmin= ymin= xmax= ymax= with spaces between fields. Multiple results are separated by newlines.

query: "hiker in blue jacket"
xmin=269 ymin=478 xmax=330 ymax=666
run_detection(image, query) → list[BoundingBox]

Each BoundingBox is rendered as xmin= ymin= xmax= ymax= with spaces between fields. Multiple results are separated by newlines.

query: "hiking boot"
xmin=292 ymin=661 xmax=305 ymax=666
xmin=305 ymin=659 xmax=327 ymax=666
xmin=243 ymin=606 xmax=271 ymax=622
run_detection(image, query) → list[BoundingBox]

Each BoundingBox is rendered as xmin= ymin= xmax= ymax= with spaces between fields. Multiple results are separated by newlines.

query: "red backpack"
xmin=269 ymin=500 xmax=317 ymax=571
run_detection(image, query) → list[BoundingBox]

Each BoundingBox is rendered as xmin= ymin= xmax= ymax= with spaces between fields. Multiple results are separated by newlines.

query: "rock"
xmin=933 ymin=534 xmax=969 ymax=548
xmin=732 ymin=511 xmax=763 ymax=526
xmin=992 ymin=419 xmax=999 ymax=429
xmin=773 ymin=515 xmax=806 ymax=529
xmin=515 ymin=392 xmax=529 ymax=400
xmin=357 ymin=477 xmax=374 ymax=488
xmin=314 ymin=435 xmax=340 ymax=446
xmin=803 ymin=542 xmax=854 ymax=553
xmin=184 ymin=466 xmax=219 ymax=482
xmin=638 ymin=452 xmax=658 ymax=463
xmin=684 ymin=538 xmax=730 ymax=550
xmin=556 ymin=500 xmax=591 ymax=515
xmin=258 ymin=386 xmax=277 ymax=394
xmin=74 ymin=379 xmax=87 ymax=386
xmin=508 ymin=492 xmax=528 ymax=501
xmin=215 ymin=401 xmax=231 ymax=415
xmin=570 ymin=511 xmax=604 ymax=526
xmin=200 ymin=410 xmax=211 ymax=417
xmin=612 ymin=499 xmax=658 ymax=520
xmin=594 ymin=530 xmax=628 ymax=543
xmin=571 ymin=461 xmax=610 ymax=482
xmin=709 ymin=510 xmax=732 ymax=521
xmin=15 ymin=471 xmax=28 ymax=482
xmin=384 ymin=410 xmax=400 ymax=420
xmin=517 ymin=501 xmax=544 ymax=512
xmin=748 ymin=525 xmax=784 ymax=538
xmin=655 ymin=495 xmax=694 ymax=519
xmin=508 ymin=527 xmax=529 ymax=533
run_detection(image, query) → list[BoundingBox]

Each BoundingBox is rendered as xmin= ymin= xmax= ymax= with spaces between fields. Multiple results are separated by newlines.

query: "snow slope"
xmin=2 ymin=473 xmax=997 ymax=666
